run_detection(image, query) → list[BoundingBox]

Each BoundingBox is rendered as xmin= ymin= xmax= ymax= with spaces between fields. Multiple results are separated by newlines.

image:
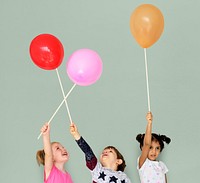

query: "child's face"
xmin=100 ymin=148 xmax=121 ymax=170
xmin=52 ymin=142 xmax=69 ymax=163
xmin=147 ymin=140 xmax=161 ymax=161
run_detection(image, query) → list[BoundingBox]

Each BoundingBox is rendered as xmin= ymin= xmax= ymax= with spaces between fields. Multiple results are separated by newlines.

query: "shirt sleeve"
xmin=76 ymin=136 xmax=97 ymax=170
xmin=159 ymin=161 xmax=169 ymax=174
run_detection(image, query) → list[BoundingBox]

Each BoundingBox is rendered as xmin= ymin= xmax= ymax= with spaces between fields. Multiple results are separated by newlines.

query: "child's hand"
xmin=146 ymin=112 xmax=153 ymax=123
xmin=41 ymin=123 xmax=50 ymax=136
xmin=70 ymin=122 xmax=81 ymax=140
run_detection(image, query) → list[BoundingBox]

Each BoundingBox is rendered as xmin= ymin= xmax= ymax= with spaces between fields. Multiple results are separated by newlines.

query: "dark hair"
xmin=104 ymin=146 xmax=126 ymax=172
xmin=136 ymin=133 xmax=171 ymax=152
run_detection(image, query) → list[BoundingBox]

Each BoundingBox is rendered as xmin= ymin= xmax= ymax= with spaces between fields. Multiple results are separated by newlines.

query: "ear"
xmin=116 ymin=159 xmax=123 ymax=165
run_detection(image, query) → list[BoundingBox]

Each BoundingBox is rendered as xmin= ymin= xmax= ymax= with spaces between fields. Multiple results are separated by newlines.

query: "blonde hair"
xmin=36 ymin=149 xmax=45 ymax=166
xmin=36 ymin=142 xmax=58 ymax=166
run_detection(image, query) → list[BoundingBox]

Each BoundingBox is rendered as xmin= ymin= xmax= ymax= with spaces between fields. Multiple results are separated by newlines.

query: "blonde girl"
xmin=36 ymin=123 xmax=73 ymax=183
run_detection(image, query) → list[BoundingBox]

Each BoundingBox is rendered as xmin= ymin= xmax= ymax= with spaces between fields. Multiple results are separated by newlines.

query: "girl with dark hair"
xmin=136 ymin=112 xmax=171 ymax=183
xmin=36 ymin=123 xmax=73 ymax=183
xmin=70 ymin=122 xmax=131 ymax=183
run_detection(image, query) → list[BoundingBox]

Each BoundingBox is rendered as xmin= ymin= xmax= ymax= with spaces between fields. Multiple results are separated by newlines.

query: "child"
xmin=70 ymin=122 xmax=131 ymax=183
xmin=36 ymin=123 xmax=73 ymax=183
xmin=136 ymin=112 xmax=171 ymax=183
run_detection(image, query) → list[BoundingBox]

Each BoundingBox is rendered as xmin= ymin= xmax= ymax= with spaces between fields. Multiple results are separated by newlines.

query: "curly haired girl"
xmin=136 ymin=112 xmax=171 ymax=183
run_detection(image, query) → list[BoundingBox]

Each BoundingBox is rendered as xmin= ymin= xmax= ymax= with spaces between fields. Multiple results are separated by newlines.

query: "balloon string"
xmin=37 ymin=83 xmax=76 ymax=140
xmin=55 ymin=69 xmax=73 ymax=124
xmin=144 ymin=48 xmax=151 ymax=112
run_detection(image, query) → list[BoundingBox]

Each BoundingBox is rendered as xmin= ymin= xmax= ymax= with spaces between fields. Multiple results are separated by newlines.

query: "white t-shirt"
xmin=137 ymin=156 xmax=168 ymax=183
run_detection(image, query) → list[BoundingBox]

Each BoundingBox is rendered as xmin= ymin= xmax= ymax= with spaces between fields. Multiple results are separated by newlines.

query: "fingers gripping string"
xmin=144 ymin=48 xmax=151 ymax=112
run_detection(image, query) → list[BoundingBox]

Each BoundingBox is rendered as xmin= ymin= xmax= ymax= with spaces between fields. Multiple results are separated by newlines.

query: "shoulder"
xmin=114 ymin=170 xmax=131 ymax=182
xmin=91 ymin=162 xmax=101 ymax=171
xmin=158 ymin=160 xmax=169 ymax=173
xmin=137 ymin=156 xmax=149 ymax=170
xmin=44 ymin=165 xmax=56 ymax=182
xmin=65 ymin=172 xmax=73 ymax=182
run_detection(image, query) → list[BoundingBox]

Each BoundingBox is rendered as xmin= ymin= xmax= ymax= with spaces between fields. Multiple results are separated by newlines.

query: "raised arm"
xmin=70 ymin=122 xmax=97 ymax=170
xmin=70 ymin=122 xmax=81 ymax=140
xmin=41 ymin=123 xmax=53 ymax=178
xmin=138 ymin=112 xmax=153 ymax=168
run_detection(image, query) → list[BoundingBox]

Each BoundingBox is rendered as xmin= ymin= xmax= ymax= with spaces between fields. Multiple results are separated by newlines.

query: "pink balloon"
xmin=66 ymin=49 xmax=103 ymax=86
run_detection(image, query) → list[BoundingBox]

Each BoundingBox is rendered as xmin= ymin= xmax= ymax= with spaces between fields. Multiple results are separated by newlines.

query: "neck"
xmin=54 ymin=162 xmax=66 ymax=173
xmin=102 ymin=163 xmax=118 ymax=171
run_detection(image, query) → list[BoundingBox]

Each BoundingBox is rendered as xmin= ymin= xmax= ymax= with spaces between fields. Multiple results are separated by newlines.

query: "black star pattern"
xmin=98 ymin=171 xmax=106 ymax=181
xmin=109 ymin=176 xmax=118 ymax=183
xmin=121 ymin=180 xmax=125 ymax=183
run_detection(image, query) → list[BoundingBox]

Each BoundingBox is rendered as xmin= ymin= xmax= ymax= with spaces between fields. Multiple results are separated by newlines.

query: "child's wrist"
xmin=74 ymin=133 xmax=80 ymax=140
xmin=147 ymin=121 xmax=152 ymax=125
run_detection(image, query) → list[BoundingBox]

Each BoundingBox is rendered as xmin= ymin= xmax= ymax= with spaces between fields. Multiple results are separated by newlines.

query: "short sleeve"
xmin=159 ymin=161 xmax=169 ymax=174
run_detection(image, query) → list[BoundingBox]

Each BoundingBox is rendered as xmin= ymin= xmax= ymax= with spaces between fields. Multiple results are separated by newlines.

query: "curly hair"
xmin=136 ymin=133 xmax=171 ymax=152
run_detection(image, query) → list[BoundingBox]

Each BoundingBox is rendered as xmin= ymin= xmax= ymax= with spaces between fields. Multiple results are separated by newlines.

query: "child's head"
xmin=136 ymin=133 xmax=171 ymax=160
xmin=36 ymin=142 xmax=69 ymax=165
xmin=100 ymin=146 xmax=126 ymax=172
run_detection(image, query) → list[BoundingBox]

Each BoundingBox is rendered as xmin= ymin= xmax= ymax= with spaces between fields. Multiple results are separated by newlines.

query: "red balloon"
xmin=29 ymin=34 xmax=64 ymax=70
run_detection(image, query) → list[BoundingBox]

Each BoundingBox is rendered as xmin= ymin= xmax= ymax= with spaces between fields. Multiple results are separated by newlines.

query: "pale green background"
xmin=0 ymin=0 xmax=199 ymax=182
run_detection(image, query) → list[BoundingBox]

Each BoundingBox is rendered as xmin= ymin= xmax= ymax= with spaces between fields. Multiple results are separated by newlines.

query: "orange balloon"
xmin=130 ymin=4 xmax=164 ymax=48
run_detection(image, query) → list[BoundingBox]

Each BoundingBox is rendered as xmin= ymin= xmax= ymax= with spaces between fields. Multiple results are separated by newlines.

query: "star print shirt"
xmin=76 ymin=136 xmax=131 ymax=183
xmin=137 ymin=156 xmax=168 ymax=183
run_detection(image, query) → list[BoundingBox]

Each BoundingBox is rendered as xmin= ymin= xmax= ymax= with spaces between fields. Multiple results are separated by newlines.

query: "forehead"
xmin=52 ymin=142 xmax=61 ymax=148
xmin=103 ymin=147 xmax=115 ymax=152
xmin=151 ymin=141 xmax=160 ymax=147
